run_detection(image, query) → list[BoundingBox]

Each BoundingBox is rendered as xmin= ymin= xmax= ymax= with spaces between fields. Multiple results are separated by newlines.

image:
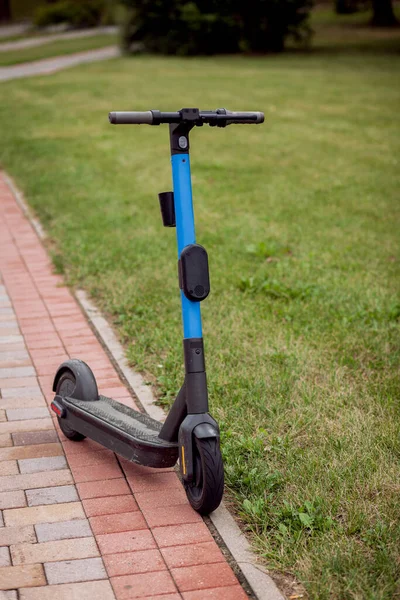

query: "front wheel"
xmin=184 ymin=437 xmax=224 ymax=515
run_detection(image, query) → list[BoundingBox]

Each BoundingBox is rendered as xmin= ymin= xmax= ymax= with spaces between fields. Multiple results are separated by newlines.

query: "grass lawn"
xmin=0 ymin=33 xmax=118 ymax=66
xmin=0 ymin=31 xmax=46 ymax=44
xmin=0 ymin=14 xmax=399 ymax=600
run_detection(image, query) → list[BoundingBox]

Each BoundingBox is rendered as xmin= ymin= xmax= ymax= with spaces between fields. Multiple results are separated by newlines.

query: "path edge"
xmin=3 ymin=170 xmax=285 ymax=600
xmin=0 ymin=45 xmax=119 ymax=82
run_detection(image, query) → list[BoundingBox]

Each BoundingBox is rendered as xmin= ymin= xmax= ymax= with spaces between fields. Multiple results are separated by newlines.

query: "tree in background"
xmin=335 ymin=0 xmax=359 ymax=14
xmin=34 ymin=0 xmax=107 ymax=28
xmin=371 ymin=0 xmax=398 ymax=26
xmin=240 ymin=0 xmax=314 ymax=52
xmin=0 ymin=0 xmax=11 ymax=22
xmin=121 ymin=0 xmax=314 ymax=55
xmin=334 ymin=0 xmax=398 ymax=26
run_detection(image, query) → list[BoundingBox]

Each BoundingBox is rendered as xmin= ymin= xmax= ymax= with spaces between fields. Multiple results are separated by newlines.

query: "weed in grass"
xmin=245 ymin=240 xmax=292 ymax=259
xmin=50 ymin=251 xmax=65 ymax=275
xmin=276 ymin=499 xmax=335 ymax=536
xmin=238 ymin=274 xmax=319 ymax=301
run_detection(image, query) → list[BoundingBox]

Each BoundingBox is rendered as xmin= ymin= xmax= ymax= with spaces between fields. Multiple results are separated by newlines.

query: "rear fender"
xmin=52 ymin=359 xmax=98 ymax=401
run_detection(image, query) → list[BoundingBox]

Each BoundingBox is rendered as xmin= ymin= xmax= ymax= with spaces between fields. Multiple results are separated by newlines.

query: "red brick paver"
xmin=0 ymin=173 xmax=247 ymax=598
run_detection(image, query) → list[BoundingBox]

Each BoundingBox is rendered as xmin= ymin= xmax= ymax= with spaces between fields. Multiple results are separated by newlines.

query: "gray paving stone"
xmin=6 ymin=407 xmax=50 ymax=421
xmin=0 ymin=23 xmax=30 ymax=38
xmin=44 ymin=557 xmax=107 ymax=585
xmin=2 ymin=387 xmax=43 ymax=398
xmin=27 ymin=485 xmax=79 ymax=507
xmin=0 ymin=360 xmax=32 ymax=372
xmin=1 ymin=397 xmax=46 ymax=410
xmin=12 ymin=430 xmax=58 ymax=446
xmin=0 ymin=511 xmax=3 ymax=526
xmin=0 ymin=349 xmax=30 ymax=360
xmin=0 ymin=321 xmax=17 ymax=329
xmin=0 ymin=367 xmax=35 ymax=378
xmin=35 ymin=519 xmax=92 ymax=542
xmin=0 ymin=335 xmax=23 ymax=344
xmin=0 ymin=545 xmax=11 ymax=567
xmin=3 ymin=591 xmax=17 ymax=600
xmin=18 ymin=456 xmax=67 ymax=474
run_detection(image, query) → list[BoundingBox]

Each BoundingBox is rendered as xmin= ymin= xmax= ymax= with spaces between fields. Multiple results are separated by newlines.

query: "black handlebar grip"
xmin=109 ymin=111 xmax=154 ymax=125
xmin=252 ymin=112 xmax=264 ymax=124
xmin=225 ymin=111 xmax=265 ymax=124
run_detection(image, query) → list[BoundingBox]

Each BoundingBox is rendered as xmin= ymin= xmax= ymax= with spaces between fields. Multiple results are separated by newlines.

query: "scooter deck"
xmin=60 ymin=395 xmax=179 ymax=468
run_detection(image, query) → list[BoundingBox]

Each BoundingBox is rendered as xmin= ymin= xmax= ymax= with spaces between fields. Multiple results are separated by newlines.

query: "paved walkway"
xmin=0 ymin=24 xmax=31 ymax=40
xmin=0 ymin=46 xmax=119 ymax=82
xmin=0 ymin=26 xmax=117 ymax=53
xmin=0 ymin=172 xmax=247 ymax=599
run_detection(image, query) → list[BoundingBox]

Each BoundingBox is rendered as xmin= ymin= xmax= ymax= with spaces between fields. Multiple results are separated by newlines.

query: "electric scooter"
xmin=51 ymin=108 xmax=264 ymax=514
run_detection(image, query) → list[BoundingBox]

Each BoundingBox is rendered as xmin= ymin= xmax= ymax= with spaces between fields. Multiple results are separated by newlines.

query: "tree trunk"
xmin=0 ymin=0 xmax=11 ymax=22
xmin=335 ymin=0 xmax=357 ymax=15
xmin=371 ymin=0 xmax=398 ymax=27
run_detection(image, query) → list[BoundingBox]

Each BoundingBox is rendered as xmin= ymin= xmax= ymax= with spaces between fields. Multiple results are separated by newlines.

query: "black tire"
xmin=184 ymin=437 xmax=224 ymax=515
xmin=56 ymin=371 xmax=86 ymax=442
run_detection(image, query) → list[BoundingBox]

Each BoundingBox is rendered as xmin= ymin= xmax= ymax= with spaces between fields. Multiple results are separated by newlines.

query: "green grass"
xmin=0 ymin=28 xmax=117 ymax=44
xmin=0 ymin=33 xmax=118 ymax=66
xmin=0 ymin=31 xmax=42 ymax=44
xmin=0 ymin=22 xmax=399 ymax=599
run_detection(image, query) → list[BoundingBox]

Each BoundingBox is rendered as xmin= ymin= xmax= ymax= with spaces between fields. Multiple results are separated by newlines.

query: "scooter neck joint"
xmin=169 ymin=121 xmax=195 ymax=156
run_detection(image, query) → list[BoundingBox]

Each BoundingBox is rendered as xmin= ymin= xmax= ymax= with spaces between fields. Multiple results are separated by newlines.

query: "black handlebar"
xmin=109 ymin=111 xmax=154 ymax=125
xmin=109 ymin=108 xmax=264 ymax=127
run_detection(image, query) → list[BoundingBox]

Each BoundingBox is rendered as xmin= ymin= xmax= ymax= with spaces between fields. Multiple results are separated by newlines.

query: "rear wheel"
xmin=184 ymin=437 xmax=224 ymax=515
xmin=56 ymin=371 xmax=86 ymax=442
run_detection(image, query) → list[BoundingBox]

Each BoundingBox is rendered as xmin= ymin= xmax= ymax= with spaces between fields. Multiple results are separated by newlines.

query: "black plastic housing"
xmin=178 ymin=413 xmax=219 ymax=481
xmin=179 ymin=244 xmax=210 ymax=301
xmin=158 ymin=191 xmax=176 ymax=227
xmin=183 ymin=338 xmax=205 ymax=373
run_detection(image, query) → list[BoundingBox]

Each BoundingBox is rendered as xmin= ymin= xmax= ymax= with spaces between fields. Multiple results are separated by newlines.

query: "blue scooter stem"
xmin=171 ymin=153 xmax=203 ymax=339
